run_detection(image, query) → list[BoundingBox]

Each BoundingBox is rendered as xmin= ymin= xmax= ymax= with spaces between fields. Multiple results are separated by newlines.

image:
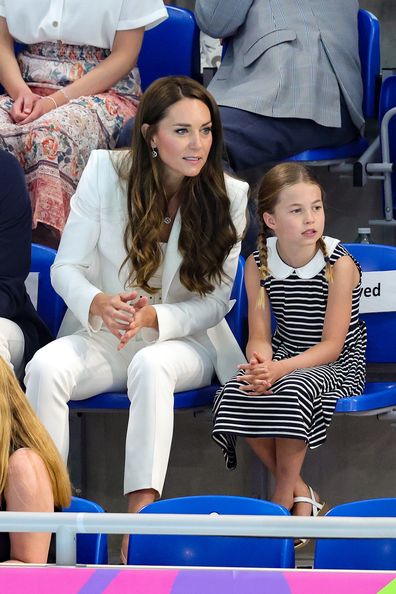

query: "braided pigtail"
xmin=257 ymin=230 xmax=270 ymax=308
xmin=317 ymin=237 xmax=333 ymax=282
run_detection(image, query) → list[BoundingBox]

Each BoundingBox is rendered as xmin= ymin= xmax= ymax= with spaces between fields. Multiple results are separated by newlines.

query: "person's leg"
xmin=115 ymin=117 xmax=135 ymax=148
xmin=121 ymin=339 xmax=214 ymax=558
xmin=245 ymin=437 xmax=277 ymax=475
xmin=220 ymin=98 xmax=359 ymax=172
xmin=0 ymin=318 xmax=25 ymax=379
xmin=24 ymin=330 xmax=130 ymax=461
xmin=124 ymin=339 xmax=214 ymax=502
xmin=271 ymin=438 xmax=308 ymax=511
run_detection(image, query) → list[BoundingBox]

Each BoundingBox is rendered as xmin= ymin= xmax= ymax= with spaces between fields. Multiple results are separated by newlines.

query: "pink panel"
xmin=103 ymin=568 xmax=179 ymax=594
xmin=0 ymin=567 xmax=95 ymax=593
xmin=285 ymin=570 xmax=396 ymax=594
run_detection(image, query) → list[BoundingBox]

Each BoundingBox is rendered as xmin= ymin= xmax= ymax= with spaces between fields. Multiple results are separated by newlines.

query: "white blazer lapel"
xmin=162 ymin=209 xmax=182 ymax=301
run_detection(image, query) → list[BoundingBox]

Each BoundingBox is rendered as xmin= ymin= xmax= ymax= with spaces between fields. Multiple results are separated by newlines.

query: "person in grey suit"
xmin=195 ymin=0 xmax=364 ymax=172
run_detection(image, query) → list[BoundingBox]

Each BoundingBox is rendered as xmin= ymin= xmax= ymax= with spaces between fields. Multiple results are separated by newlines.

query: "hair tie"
xmin=260 ymin=280 xmax=266 ymax=288
xmin=324 ymin=256 xmax=330 ymax=263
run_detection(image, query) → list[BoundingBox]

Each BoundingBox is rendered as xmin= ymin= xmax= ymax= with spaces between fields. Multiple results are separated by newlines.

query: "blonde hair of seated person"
xmin=0 ymin=357 xmax=71 ymax=508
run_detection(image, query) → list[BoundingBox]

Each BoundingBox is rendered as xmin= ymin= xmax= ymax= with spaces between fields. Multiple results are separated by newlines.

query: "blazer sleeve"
xmin=0 ymin=152 xmax=31 ymax=319
xmin=195 ymin=0 xmax=254 ymax=39
xmin=144 ymin=176 xmax=249 ymax=343
xmin=50 ymin=151 xmax=106 ymax=332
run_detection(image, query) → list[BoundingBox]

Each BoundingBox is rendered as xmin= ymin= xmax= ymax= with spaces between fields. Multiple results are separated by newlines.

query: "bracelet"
xmin=59 ymin=87 xmax=72 ymax=102
xmin=43 ymin=95 xmax=58 ymax=110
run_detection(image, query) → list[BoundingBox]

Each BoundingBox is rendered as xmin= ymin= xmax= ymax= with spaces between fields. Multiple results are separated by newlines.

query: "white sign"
xmin=359 ymin=270 xmax=396 ymax=313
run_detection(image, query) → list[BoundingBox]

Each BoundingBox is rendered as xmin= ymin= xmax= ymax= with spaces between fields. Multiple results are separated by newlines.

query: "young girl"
xmin=0 ymin=356 xmax=71 ymax=563
xmin=212 ymin=163 xmax=366 ymax=541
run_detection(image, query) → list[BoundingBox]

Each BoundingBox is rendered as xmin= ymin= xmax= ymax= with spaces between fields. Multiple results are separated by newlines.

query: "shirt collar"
xmin=266 ymin=236 xmax=339 ymax=279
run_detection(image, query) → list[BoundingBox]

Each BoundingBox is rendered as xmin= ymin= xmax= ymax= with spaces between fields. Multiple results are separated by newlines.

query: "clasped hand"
xmin=91 ymin=291 xmax=157 ymax=350
xmin=10 ymin=91 xmax=54 ymax=124
xmin=237 ymin=351 xmax=284 ymax=395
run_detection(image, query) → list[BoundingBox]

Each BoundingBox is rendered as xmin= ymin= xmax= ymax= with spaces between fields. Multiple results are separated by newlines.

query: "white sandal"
xmin=293 ymin=485 xmax=327 ymax=550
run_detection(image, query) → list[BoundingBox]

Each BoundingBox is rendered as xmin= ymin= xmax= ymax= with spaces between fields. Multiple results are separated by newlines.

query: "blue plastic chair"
xmin=138 ymin=5 xmax=201 ymax=91
xmin=314 ymin=498 xmax=396 ymax=570
xmin=335 ymin=243 xmax=396 ymax=416
xmin=127 ymin=495 xmax=294 ymax=568
xmin=68 ymin=255 xmax=247 ymax=412
xmin=62 ymin=496 xmax=108 ymax=565
xmin=287 ymin=9 xmax=380 ymax=163
xmin=29 ymin=243 xmax=66 ymax=336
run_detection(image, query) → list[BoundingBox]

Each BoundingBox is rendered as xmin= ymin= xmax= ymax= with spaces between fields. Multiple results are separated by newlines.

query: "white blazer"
xmin=51 ymin=150 xmax=249 ymax=383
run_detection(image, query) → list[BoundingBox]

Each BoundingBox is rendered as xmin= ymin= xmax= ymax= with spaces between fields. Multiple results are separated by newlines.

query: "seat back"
xmin=128 ymin=495 xmax=294 ymax=568
xmin=225 ymin=255 xmax=247 ymax=349
xmin=358 ymin=9 xmax=381 ymax=119
xmin=28 ymin=244 xmax=66 ymax=336
xmin=344 ymin=243 xmax=396 ymax=363
xmin=314 ymin=498 xmax=396 ymax=570
xmin=62 ymin=496 xmax=108 ymax=564
xmin=138 ymin=5 xmax=201 ymax=91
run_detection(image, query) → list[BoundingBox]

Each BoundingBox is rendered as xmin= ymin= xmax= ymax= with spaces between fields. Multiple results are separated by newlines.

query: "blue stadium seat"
xmin=68 ymin=255 xmax=247 ymax=412
xmin=138 ymin=5 xmax=201 ymax=91
xmin=62 ymin=496 xmax=108 ymax=564
xmin=314 ymin=498 xmax=396 ymax=570
xmin=287 ymin=9 xmax=380 ymax=164
xmin=128 ymin=495 xmax=294 ymax=568
xmin=28 ymin=243 xmax=66 ymax=336
xmin=335 ymin=243 xmax=396 ymax=417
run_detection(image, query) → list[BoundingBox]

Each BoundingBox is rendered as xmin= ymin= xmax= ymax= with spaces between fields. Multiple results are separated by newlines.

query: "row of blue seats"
xmin=49 ymin=493 xmax=396 ymax=570
xmin=30 ymin=241 xmax=396 ymax=418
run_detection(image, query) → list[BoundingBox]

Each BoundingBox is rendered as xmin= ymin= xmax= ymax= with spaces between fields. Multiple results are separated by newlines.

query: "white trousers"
xmin=24 ymin=329 xmax=214 ymax=496
xmin=0 ymin=317 xmax=25 ymax=378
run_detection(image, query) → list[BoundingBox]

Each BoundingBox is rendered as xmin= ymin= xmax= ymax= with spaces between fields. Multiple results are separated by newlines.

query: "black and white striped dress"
xmin=212 ymin=236 xmax=367 ymax=470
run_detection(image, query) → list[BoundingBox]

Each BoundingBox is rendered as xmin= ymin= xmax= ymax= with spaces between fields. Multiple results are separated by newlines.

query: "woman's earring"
xmin=151 ymin=147 xmax=158 ymax=158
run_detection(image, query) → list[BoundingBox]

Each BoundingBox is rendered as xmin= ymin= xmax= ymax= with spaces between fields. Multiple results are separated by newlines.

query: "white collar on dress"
xmin=266 ymin=236 xmax=340 ymax=279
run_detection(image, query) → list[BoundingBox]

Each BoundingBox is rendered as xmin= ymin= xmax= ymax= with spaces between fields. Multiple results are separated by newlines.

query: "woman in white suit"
xmin=24 ymin=76 xmax=248 ymax=561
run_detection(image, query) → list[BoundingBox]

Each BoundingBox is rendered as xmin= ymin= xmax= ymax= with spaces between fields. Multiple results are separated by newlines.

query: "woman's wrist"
xmin=142 ymin=305 xmax=159 ymax=330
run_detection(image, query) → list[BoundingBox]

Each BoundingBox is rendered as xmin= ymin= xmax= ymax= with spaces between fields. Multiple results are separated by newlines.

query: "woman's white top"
xmin=0 ymin=0 xmax=168 ymax=49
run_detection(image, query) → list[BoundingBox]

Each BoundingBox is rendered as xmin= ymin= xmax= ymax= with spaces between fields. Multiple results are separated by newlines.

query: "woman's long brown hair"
xmin=118 ymin=76 xmax=238 ymax=296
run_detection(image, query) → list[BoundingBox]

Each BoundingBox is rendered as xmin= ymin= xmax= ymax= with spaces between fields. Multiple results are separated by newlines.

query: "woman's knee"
xmin=24 ymin=342 xmax=76 ymax=393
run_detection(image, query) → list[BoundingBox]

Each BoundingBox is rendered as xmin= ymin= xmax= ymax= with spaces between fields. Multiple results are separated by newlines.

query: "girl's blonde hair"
xmin=0 ymin=357 xmax=71 ymax=507
xmin=256 ymin=163 xmax=332 ymax=307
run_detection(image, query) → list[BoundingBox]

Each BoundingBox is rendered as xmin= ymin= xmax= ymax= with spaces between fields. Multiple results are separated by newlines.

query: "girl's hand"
xmin=18 ymin=96 xmax=57 ymax=125
xmin=118 ymin=304 xmax=158 ymax=350
xmin=90 ymin=291 xmax=146 ymax=340
xmin=237 ymin=351 xmax=286 ymax=395
xmin=10 ymin=91 xmax=41 ymax=123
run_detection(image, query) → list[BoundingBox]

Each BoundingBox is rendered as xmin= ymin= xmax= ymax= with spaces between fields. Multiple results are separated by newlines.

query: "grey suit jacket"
xmin=195 ymin=0 xmax=364 ymax=131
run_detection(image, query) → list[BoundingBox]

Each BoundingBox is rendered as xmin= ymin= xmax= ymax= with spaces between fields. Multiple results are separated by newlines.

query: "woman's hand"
xmin=118 ymin=303 xmax=159 ymax=350
xmin=17 ymin=96 xmax=58 ymax=125
xmin=237 ymin=351 xmax=286 ymax=395
xmin=10 ymin=90 xmax=42 ymax=123
xmin=90 ymin=291 xmax=147 ymax=340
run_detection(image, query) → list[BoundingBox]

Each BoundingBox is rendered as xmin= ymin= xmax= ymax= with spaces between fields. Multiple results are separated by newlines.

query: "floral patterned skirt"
xmin=0 ymin=42 xmax=140 ymax=233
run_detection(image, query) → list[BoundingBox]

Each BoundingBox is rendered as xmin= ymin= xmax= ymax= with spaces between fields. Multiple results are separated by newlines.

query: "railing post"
xmin=56 ymin=526 xmax=77 ymax=566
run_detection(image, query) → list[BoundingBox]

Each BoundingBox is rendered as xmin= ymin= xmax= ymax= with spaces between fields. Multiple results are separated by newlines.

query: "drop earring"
xmin=151 ymin=147 xmax=158 ymax=158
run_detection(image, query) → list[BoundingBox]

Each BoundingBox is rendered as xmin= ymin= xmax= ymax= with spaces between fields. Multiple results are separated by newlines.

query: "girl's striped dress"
xmin=212 ymin=236 xmax=367 ymax=470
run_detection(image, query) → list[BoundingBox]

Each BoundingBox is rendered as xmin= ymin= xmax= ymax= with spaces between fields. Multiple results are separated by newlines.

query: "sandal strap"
xmin=293 ymin=485 xmax=324 ymax=514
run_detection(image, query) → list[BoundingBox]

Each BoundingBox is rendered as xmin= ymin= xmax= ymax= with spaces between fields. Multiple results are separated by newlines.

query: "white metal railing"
xmin=1 ymin=512 xmax=396 ymax=566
